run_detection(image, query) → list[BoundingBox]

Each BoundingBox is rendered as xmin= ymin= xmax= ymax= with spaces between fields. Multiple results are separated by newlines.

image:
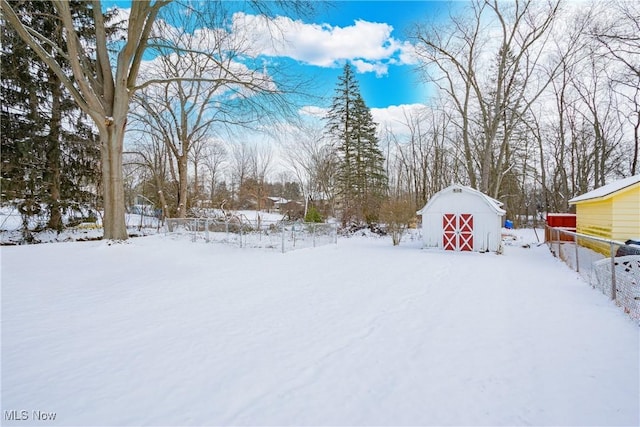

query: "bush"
xmin=379 ymin=197 xmax=416 ymax=246
xmin=304 ymin=206 xmax=323 ymax=223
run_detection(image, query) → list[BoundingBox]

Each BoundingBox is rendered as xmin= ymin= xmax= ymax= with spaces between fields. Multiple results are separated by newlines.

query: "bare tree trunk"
xmin=101 ymin=110 xmax=129 ymax=240
xmin=177 ymin=156 xmax=188 ymax=218
xmin=153 ymin=173 xmax=169 ymax=220
xmin=193 ymin=163 xmax=200 ymax=206
xmin=633 ymin=109 xmax=639 ymax=175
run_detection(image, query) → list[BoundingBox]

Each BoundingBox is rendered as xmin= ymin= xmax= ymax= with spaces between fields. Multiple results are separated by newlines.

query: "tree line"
xmin=1 ymin=0 xmax=638 ymax=241
xmin=391 ymin=0 xmax=639 ymax=226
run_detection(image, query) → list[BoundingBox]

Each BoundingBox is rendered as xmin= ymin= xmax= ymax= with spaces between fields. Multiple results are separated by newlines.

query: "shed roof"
xmin=417 ymin=184 xmax=506 ymax=215
xmin=267 ymin=197 xmax=288 ymax=204
xmin=568 ymin=175 xmax=640 ymax=204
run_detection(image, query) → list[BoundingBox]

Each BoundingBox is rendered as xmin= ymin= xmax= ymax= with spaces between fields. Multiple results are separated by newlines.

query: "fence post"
xmin=281 ymin=221 xmax=286 ymax=253
xmin=610 ymin=242 xmax=616 ymax=301
xmin=555 ymin=228 xmax=560 ymax=257
xmin=312 ymin=223 xmax=316 ymax=248
xmin=292 ymin=223 xmax=296 ymax=248
xmin=574 ymin=231 xmax=579 ymax=273
xmin=205 ymin=218 xmax=209 ymax=243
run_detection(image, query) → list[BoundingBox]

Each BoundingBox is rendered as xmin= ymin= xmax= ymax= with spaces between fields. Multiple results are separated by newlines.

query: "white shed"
xmin=417 ymin=184 xmax=506 ymax=252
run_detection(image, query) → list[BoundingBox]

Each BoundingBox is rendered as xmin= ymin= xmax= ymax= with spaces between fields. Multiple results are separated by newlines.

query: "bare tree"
xmin=570 ymin=51 xmax=625 ymax=188
xmin=621 ymin=84 xmax=640 ymax=175
xmin=590 ymin=0 xmax=640 ymax=79
xmin=125 ymin=127 xmax=172 ymax=219
xmin=535 ymin=1 xmax=633 ymax=210
xmin=202 ymin=141 xmax=227 ymax=205
xmin=132 ymin=2 xmax=319 ymax=218
xmin=590 ymin=0 xmax=640 ymax=175
xmin=280 ymin=123 xmax=328 ymax=216
xmin=412 ymin=0 xmax=566 ymax=198
xmin=245 ymin=143 xmax=274 ymax=216
xmin=130 ymin=4 xmax=281 ymax=218
xmin=538 ymin=3 xmax=596 ymax=208
xmin=384 ymin=106 xmax=456 ymax=209
xmin=229 ymin=141 xmax=252 ymax=208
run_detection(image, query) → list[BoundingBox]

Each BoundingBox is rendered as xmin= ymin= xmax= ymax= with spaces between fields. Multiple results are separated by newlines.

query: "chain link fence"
xmin=165 ymin=217 xmax=337 ymax=253
xmin=546 ymin=226 xmax=640 ymax=322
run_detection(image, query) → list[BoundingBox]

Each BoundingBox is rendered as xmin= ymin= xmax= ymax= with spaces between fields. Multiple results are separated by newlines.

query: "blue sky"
xmin=106 ymin=1 xmax=458 ymax=111
xmin=310 ymin=1 xmax=455 ymax=108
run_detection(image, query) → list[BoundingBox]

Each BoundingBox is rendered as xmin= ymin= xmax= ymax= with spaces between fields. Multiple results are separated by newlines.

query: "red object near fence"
xmin=545 ymin=213 xmax=576 ymax=242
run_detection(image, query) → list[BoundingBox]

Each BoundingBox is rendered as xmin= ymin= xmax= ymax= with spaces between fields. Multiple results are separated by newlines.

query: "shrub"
xmin=304 ymin=206 xmax=323 ymax=223
xmin=379 ymin=197 xmax=416 ymax=246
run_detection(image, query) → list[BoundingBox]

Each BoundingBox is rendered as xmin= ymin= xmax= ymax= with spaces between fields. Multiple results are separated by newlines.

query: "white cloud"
xmin=371 ymin=104 xmax=428 ymax=135
xmin=298 ymin=106 xmax=328 ymax=118
xmin=109 ymin=7 xmax=416 ymax=78
xmin=298 ymin=103 xmax=429 ymax=135
xmin=231 ymin=13 xmax=416 ymax=75
xmin=397 ymin=41 xmax=419 ymax=66
xmin=351 ymin=59 xmax=389 ymax=77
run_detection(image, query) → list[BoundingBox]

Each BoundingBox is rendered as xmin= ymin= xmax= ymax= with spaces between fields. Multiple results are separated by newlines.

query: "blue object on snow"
xmin=505 ymin=220 xmax=513 ymax=229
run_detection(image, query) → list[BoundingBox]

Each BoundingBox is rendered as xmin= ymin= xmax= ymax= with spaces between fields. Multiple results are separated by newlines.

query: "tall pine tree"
xmin=326 ymin=64 xmax=387 ymax=225
xmin=1 ymin=1 xmax=102 ymax=237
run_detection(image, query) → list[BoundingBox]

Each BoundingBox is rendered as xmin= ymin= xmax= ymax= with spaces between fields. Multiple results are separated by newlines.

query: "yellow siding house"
xmin=568 ymin=175 xmax=640 ymax=255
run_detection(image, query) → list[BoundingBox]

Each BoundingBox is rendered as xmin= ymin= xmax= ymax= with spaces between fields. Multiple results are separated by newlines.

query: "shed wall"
xmin=421 ymin=190 xmax=503 ymax=252
xmin=576 ymin=200 xmax=613 ymax=239
xmin=612 ymin=185 xmax=640 ymax=240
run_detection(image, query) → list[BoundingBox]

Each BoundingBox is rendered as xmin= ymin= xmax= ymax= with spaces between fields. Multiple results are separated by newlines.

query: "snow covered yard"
xmin=1 ymin=231 xmax=638 ymax=426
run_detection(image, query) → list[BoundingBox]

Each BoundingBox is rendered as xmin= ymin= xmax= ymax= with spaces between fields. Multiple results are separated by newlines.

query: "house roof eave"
xmin=569 ymin=175 xmax=640 ymax=205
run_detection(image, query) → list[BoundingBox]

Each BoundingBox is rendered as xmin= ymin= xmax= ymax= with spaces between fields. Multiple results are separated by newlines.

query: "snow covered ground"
xmin=0 ymin=206 xmax=161 ymax=245
xmin=0 ymin=207 xmax=285 ymax=245
xmin=1 ymin=230 xmax=638 ymax=426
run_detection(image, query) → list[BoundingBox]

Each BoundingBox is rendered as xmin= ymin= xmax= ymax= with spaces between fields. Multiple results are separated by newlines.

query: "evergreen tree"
xmin=1 ymin=1 xmax=102 ymax=236
xmin=1 ymin=1 xmax=49 ymax=239
xmin=304 ymin=205 xmax=323 ymax=223
xmin=325 ymin=64 xmax=388 ymax=225
xmin=352 ymin=94 xmax=388 ymax=223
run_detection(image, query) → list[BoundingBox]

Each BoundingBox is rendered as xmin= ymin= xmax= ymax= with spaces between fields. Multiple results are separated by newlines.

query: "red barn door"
xmin=459 ymin=214 xmax=474 ymax=251
xmin=443 ymin=214 xmax=457 ymax=250
xmin=442 ymin=213 xmax=474 ymax=251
